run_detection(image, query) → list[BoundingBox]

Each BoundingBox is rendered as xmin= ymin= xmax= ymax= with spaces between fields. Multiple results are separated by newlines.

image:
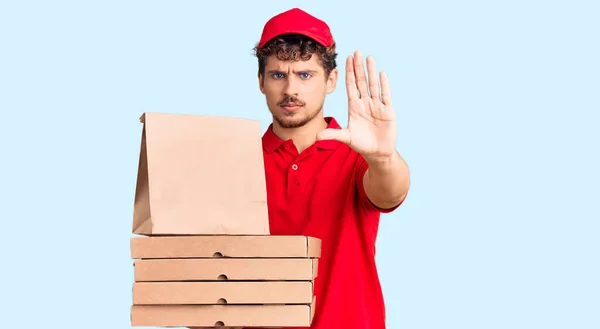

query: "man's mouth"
xmin=280 ymin=103 xmax=303 ymax=110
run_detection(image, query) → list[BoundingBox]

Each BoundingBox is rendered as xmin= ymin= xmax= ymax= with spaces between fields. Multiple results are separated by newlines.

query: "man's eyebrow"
xmin=265 ymin=69 xmax=319 ymax=74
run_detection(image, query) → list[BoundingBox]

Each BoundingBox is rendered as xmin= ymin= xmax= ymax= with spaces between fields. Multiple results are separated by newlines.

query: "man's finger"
xmin=346 ymin=56 xmax=358 ymax=100
xmin=316 ymin=128 xmax=351 ymax=145
xmin=380 ymin=71 xmax=392 ymax=106
xmin=366 ymin=56 xmax=379 ymax=100
xmin=353 ymin=50 xmax=369 ymax=98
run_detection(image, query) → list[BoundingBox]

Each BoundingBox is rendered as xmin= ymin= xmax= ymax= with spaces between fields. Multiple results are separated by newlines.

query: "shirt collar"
xmin=262 ymin=117 xmax=343 ymax=153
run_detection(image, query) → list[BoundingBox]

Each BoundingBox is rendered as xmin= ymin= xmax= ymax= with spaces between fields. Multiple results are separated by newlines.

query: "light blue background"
xmin=1 ymin=0 xmax=598 ymax=328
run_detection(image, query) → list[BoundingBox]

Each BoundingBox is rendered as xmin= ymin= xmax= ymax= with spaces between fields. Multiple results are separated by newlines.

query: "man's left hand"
xmin=317 ymin=50 xmax=398 ymax=163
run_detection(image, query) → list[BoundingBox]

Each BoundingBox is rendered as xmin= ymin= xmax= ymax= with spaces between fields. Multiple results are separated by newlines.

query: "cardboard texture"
xmin=131 ymin=235 xmax=321 ymax=259
xmin=129 ymin=112 xmax=322 ymax=327
xmin=132 ymin=112 xmax=270 ymax=236
xmin=130 ymin=235 xmax=322 ymax=327
xmin=131 ymin=299 xmax=316 ymax=327
xmin=133 ymin=281 xmax=314 ymax=304
xmin=133 ymin=258 xmax=319 ymax=281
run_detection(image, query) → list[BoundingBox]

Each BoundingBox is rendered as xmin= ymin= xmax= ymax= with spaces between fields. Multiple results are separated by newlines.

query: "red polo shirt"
xmin=250 ymin=117 xmax=401 ymax=329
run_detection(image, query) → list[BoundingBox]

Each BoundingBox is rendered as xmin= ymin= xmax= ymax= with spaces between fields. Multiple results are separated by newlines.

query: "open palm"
xmin=318 ymin=50 xmax=398 ymax=161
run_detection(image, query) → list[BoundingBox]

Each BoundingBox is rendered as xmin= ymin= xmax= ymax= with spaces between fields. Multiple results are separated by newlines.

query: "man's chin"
xmin=275 ymin=117 xmax=309 ymax=129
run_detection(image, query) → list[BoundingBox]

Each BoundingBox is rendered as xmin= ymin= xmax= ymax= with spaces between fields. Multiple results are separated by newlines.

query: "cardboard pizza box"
xmin=131 ymin=297 xmax=316 ymax=327
xmin=130 ymin=235 xmax=321 ymax=259
xmin=133 ymin=257 xmax=319 ymax=281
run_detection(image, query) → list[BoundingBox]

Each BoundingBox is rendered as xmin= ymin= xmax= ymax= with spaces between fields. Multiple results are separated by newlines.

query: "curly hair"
xmin=253 ymin=34 xmax=338 ymax=78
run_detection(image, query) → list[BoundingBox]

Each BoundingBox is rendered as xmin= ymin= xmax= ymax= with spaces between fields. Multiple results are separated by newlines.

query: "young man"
xmin=255 ymin=8 xmax=410 ymax=329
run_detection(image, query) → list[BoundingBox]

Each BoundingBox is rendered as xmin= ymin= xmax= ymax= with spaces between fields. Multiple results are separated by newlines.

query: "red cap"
xmin=258 ymin=8 xmax=334 ymax=49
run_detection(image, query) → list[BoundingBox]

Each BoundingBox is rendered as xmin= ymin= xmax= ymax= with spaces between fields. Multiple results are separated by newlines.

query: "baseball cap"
xmin=257 ymin=8 xmax=334 ymax=49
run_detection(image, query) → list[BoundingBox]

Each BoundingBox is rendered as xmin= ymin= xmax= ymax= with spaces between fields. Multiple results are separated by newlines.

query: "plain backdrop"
xmin=1 ymin=0 xmax=599 ymax=328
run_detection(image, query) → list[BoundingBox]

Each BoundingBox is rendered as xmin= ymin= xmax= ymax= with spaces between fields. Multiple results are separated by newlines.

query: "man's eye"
xmin=300 ymin=73 xmax=311 ymax=79
xmin=272 ymin=73 xmax=284 ymax=79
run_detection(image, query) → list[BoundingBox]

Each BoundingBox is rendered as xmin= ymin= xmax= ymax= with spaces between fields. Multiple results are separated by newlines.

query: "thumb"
xmin=317 ymin=128 xmax=351 ymax=145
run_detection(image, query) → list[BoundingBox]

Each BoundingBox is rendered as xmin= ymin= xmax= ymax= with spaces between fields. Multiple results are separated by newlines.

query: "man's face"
xmin=259 ymin=54 xmax=337 ymax=129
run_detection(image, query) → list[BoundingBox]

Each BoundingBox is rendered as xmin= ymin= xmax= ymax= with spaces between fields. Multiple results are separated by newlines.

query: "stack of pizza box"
xmin=129 ymin=112 xmax=319 ymax=328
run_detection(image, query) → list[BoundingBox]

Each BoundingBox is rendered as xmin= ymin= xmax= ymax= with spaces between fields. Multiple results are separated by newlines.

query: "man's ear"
xmin=258 ymin=72 xmax=265 ymax=94
xmin=326 ymin=68 xmax=338 ymax=94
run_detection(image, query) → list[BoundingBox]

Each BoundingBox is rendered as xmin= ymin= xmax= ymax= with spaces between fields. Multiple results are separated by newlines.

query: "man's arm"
xmin=316 ymin=50 xmax=411 ymax=210
xmin=363 ymin=150 xmax=410 ymax=210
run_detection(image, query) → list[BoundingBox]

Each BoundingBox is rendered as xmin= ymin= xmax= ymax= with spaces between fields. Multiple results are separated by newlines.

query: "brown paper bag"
xmin=132 ymin=112 xmax=270 ymax=236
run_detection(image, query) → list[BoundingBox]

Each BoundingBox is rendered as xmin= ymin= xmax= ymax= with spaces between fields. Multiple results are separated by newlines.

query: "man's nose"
xmin=284 ymin=75 xmax=299 ymax=96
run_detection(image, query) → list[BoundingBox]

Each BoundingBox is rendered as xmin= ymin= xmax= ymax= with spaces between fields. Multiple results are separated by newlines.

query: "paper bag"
xmin=132 ymin=112 xmax=270 ymax=235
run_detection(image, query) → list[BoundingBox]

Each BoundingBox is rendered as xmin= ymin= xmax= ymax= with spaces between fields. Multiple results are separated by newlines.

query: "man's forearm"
xmin=363 ymin=151 xmax=410 ymax=210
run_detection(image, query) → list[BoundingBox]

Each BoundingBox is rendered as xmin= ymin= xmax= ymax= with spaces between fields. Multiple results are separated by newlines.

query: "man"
xmin=195 ymin=7 xmax=410 ymax=329
xmin=189 ymin=8 xmax=410 ymax=329
xmin=248 ymin=7 xmax=411 ymax=329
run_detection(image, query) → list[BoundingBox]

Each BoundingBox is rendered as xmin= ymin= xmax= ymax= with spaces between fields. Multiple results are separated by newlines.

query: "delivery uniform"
xmin=256 ymin=117 xmax=400 ymax=329
xmin=251 ymin=8 xmax=404 ymax=329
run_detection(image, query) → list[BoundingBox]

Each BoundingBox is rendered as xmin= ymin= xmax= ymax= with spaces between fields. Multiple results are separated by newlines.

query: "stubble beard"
xmin=273 ymin=105 xmax=323 ymax=129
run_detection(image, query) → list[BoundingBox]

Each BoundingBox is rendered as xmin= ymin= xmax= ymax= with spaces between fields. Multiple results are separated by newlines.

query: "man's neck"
xmin=272 ymin=116 xmax=328 ymax=153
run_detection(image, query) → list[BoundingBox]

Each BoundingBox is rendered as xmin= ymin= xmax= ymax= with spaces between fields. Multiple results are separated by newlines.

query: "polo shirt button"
xmin=284 ymin=144 xmax=289 ymax=150
xmin=291 ymin=164 xmax=298 ymax=170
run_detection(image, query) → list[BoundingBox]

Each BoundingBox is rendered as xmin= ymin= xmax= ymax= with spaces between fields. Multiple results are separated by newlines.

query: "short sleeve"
xmin=355 ymin=155 xmax=403 ymax=213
